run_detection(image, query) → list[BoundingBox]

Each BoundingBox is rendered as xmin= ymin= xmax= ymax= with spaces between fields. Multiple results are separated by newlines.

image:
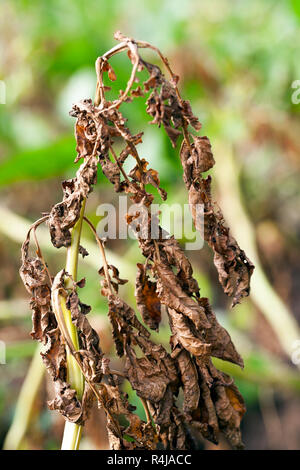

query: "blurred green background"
xmin=1 ymin=0 xmax=300 ymax=450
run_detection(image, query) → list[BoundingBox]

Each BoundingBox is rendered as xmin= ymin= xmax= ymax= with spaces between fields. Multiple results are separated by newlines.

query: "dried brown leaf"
xmin=136 ymin=263 xmax=161 ymax=331
xmin=189 ymin=179 xmax=254 ymax=305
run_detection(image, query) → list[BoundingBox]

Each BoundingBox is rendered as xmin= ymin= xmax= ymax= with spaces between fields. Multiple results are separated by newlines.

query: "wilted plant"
xmin=20 ymin=32 xmax=254 ymax=450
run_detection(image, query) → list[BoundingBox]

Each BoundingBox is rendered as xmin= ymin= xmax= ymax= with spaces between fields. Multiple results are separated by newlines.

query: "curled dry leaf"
xmin=188 ymin=178 xmax=254 ymax=306
xmin=160 ymin=236 xmax=199 ymax=295
xmin=99 ymin=264 xmax=128 ymax=296
xmin=175 ymin=349 xmax=200 ymax=415
xmin=191 ymin=361 xmax=246 ymax=449
xmin=197 ymin=297 xmax=244 ymax=367
xmin=135 ymin=262 xmax=161 ymax=331
xmin=131 ymin=86 xmax=144 ymax=97
xmin=78 ymin=245 xmax=89 ymax=258
xmin=129 ymin=158 xmax=167 ymax=201
xmin=125 ymin=334 xmax=178 ymax=404
xmin=154 ymin=260 xmax=210 ymax=330
xmin=98 ymin=383 xmax=158 ymax=450
xmin=66 ymin=289 xmax=103 ymax=383
xmin=48 ymin=101 xmax=101 ymax=247
xmin=168 ymin=307 xmax=212 ymax=357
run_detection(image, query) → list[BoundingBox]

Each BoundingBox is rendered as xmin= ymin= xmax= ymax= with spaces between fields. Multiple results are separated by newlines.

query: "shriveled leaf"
xmin=125 ymin=335 xmax=178 ymax=403
xmin=176 ymin=349 xmax=200 ymax=415
xmin=197 ymin=297 xmax=244 ymax=367
xmin=136 ymin=263 xmax=161 ymax=331
xmin=154 ymin=260 xmax=210 ymax=330
xmin=98 ymin=383 xmax=158 ymax=450
xmin=168 ymin=308 xmax=211 ymax=357
xmin=189 ymin=179 xmax=254 ymax=305
xmin=66 ymin=289 xmax=103 ymax=383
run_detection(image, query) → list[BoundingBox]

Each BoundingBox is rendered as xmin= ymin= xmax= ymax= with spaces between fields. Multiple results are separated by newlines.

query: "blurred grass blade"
xmin=3 ymin=346 xmax=45 ymax=450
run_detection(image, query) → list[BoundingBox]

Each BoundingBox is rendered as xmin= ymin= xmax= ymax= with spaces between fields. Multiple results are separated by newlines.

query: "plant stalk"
xmin=60 ymin=199 xmax=86 ymax=450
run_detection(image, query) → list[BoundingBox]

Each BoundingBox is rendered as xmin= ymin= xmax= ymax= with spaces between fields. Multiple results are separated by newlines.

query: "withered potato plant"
xmin=20 ymin=32 xmax=254 ymax=450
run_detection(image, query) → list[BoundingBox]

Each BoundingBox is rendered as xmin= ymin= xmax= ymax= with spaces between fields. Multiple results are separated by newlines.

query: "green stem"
xmin=61 ymin=421 xmax=83 ymax=450
xmin=61 ymin=199 xmax=86 ymax=450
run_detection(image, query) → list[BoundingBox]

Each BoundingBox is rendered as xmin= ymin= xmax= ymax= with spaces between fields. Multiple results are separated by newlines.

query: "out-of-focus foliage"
xmin=0 ymin=0 xmax=300 ymax=450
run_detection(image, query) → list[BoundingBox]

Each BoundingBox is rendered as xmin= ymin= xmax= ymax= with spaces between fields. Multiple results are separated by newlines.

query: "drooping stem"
xmin=60 ymin=199 xmax=86 ymax=450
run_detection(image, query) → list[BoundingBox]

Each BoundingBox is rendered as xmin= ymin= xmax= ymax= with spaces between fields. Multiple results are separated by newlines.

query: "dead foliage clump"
xmin=20 ymin=32 xmax=254 ymax=450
